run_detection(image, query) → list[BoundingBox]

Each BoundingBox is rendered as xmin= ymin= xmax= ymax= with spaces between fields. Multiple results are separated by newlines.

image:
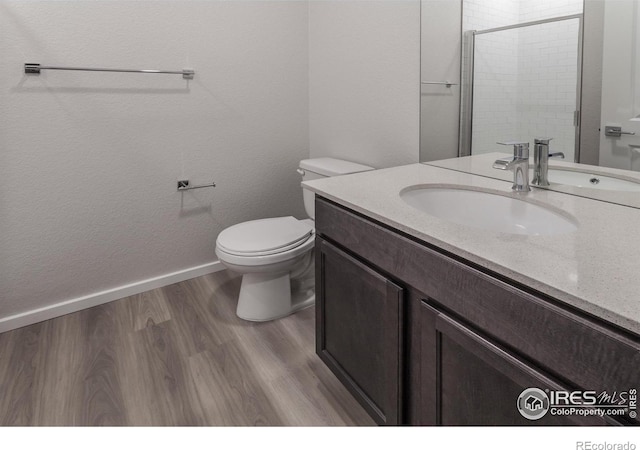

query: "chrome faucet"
xmin=493 ymin=141 xmax=531 ymax=192
xmin=532 ymin=137 xmax=565 ymax=187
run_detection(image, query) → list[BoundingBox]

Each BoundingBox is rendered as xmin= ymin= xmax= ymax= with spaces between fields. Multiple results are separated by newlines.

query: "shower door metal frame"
xmin=459 ymin=13 xmax=584 ymax=161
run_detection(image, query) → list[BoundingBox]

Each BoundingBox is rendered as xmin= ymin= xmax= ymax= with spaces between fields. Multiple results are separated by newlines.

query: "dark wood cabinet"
xmin=315 ymin=196 xmax=640 ymax=426
xmin=316 ymin=238 xmax=404 ymax=425
xmin=419 ymin=302 xmax=613 ymax=426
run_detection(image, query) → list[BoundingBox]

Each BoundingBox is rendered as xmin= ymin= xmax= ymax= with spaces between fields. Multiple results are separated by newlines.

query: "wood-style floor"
xmin=0 ymin=271 xmax=374 ymax=426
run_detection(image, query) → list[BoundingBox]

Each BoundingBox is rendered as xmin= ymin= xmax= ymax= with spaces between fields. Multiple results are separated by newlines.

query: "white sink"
xmin=400 ymin=186 xmax=578 ymax=236
xmin=548 ymin=169 xmax=640 ymax=192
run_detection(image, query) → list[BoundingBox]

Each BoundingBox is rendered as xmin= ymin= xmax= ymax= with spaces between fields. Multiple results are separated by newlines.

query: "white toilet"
xmin=215 ymin=158 xmax=374 ymax=321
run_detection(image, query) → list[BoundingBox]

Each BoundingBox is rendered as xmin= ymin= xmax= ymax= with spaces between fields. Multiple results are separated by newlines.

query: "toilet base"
xmin=236 ymin=272 xmax=315 ymax=322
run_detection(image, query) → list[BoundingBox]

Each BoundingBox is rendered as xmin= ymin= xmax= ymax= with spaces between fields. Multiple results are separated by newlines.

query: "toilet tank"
xmin=299 ymin=158 xmax=374 ymax=219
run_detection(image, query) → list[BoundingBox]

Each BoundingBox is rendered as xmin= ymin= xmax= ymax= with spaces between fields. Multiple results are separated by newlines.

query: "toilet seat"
xmin=215 ymin=217 xmax=315 ymax=266
xmin=217 ymin=216 xmax=313 ymax=256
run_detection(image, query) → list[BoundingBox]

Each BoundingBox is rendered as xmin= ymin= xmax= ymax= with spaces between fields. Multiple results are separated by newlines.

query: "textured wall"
xmin=0 ymin=1 xmax=308 ymax=320
xmin=308 ymin=0 xmax=420 ymax=169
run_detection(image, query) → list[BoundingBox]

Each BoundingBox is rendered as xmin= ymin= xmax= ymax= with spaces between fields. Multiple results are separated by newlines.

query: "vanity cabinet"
xmin=315 ymin=196 xmax=640 ymax=426
xmin=315 ymin=238 xmax=404 ymax=425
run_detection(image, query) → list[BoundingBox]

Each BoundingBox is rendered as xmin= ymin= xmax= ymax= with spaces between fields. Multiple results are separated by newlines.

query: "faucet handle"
xmin=533 ymin=137 xmax=563 ymax=159
xmin=497 ymin=141 xmax=529 ymax=159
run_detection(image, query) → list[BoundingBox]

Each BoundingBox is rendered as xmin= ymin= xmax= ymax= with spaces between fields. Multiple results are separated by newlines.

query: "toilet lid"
xmin=217 ymin=216 xmax=314 ymax=256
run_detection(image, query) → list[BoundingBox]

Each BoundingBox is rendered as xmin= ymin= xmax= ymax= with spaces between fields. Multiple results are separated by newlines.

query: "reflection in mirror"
xmin=420 ymin=0 xmax=640 ymax=209
xmin=464 ymin=14 xmax=581 ymax=162
xmin=600 ymin=0 xmax=640 ymax=170
xmin=420 ymin=0 xmax=462 ymax=162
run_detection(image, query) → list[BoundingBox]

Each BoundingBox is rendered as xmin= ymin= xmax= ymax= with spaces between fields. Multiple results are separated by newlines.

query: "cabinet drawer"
xmin=316 ymin=196 xmax=640 ymax=414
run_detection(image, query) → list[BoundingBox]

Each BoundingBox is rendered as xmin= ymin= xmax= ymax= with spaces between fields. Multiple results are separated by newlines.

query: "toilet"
xmin=215 ymin=158 xmax=375 ymax=321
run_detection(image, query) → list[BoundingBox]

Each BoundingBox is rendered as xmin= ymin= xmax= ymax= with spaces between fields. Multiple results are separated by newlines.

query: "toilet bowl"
xmin=216 ymin=158 xmax=374 ymax=321
xmin=216 ymin=217 xmax=316 ymax=321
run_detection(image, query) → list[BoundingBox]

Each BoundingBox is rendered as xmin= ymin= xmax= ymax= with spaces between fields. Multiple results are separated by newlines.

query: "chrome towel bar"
xmin=25 ymin=63 xmax=195 ymax=80
xmin=421 ymin=80 xmax=459 ymax=88
xmin=605 ymin=125 xmax=636 ymax=137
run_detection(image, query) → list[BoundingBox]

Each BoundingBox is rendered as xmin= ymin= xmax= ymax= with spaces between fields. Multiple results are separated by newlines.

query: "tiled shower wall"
xmin=465 ymin=0 xmax=583 ymax=160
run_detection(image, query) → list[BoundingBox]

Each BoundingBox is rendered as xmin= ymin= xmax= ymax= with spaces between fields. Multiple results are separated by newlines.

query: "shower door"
xmin=460 ymin=15 xmax=583 ymax=162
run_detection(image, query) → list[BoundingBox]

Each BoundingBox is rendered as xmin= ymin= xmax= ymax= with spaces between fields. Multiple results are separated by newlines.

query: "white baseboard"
xmin=0 ymin=261 xmax=225 ymax=334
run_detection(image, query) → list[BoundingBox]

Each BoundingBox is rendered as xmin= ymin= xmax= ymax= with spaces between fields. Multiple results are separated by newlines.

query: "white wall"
xmin=420 ymin=0 xmax=462 ymax=162
xmin=0 ymin=1 xmax=309 ymax=326
xmin=464 ymin=0 xmax=519 ymax=30
xmin=599 ymin=0 xmax=640 ymax=171
xmin=308 ymin=0 xmax=420 ymax=169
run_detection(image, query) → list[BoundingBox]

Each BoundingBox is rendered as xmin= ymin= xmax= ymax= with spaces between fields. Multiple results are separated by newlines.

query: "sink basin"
xmin=548 ymin=169 xmax=640 ymax=192
xmin=400 ymin=187 xmax=578 ymax=236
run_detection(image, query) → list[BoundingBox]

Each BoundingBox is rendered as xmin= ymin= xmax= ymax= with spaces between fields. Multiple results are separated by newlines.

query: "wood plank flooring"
xmin=0 ymin=271 xmax=374 ymax=426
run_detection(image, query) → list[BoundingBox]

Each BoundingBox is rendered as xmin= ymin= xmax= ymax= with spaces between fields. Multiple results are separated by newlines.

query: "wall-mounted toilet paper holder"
xmin=177 ymin=180 xmax=216 ymax=191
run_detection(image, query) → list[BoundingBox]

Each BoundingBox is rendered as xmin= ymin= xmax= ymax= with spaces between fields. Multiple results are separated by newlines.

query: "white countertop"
xmin=303 ymin=163 xmax=640 ymax=336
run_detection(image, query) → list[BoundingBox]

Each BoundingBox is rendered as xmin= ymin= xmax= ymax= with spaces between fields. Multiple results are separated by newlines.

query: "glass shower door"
xmin=463 ymin=16 xmax=582 ymax=162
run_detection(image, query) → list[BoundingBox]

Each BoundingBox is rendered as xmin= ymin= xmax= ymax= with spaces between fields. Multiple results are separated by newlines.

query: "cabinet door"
xmin=419 ymin=302 xmax=614 ymax=426
xmin=316 ymin=238 xmax=404 ymax=425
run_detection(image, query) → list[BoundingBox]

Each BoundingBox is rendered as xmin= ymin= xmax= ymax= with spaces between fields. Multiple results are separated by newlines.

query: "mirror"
xmin=419 ymin=0 xmax=640 ymax=208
